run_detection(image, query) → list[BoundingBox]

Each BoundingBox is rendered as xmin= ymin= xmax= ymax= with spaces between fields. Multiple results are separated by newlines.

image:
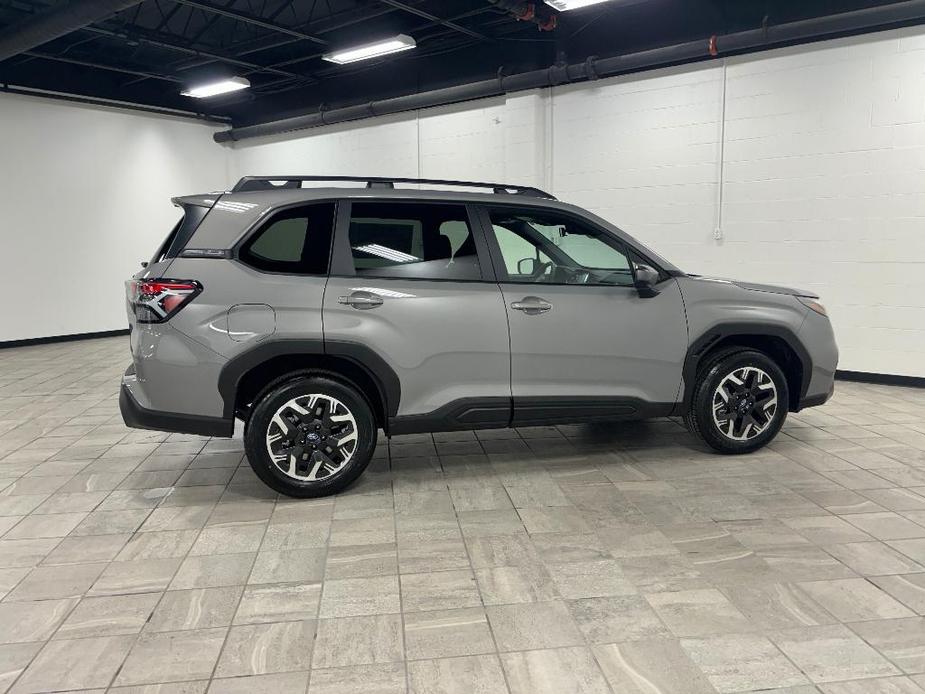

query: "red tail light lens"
xmin=127 ymin=278 xmax=201 ymax=323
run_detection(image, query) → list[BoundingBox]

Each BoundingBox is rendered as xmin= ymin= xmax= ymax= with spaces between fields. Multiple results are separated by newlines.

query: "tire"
xmin=244 ymin=375 xmax=377 ymax=498
xmin=684 ymin=348 xmax=789 ymax=454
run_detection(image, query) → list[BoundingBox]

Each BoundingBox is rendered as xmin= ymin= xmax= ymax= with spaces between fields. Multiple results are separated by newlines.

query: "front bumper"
xmin=795 ymin=309 xmax=839 ymax=411
xmin=120 ymin=366 xmax=233 ymax=437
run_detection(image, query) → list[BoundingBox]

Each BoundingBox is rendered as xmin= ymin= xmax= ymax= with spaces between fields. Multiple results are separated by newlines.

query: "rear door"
xmin=323 ymin=199 xmax=511 ymax=430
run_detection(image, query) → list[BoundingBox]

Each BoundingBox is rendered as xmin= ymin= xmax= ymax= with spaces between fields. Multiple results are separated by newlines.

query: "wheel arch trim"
xmin=679 ymin=322 xmax=812 ymax=414
xmin=217 ymin=338 xmax=401 ymax=423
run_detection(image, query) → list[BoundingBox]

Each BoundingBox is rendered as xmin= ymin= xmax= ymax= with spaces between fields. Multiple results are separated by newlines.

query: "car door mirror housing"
xmin=517 ymin=257 xmax=538 ymax=275
xmin=634 ymin=263 xmax=660 ymax=298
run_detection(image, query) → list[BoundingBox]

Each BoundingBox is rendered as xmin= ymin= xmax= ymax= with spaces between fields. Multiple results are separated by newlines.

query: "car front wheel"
xmin=685 ymin=348 xmax=789 ymax=454
xmin=244 ymin=375 xmax=377 ymax=498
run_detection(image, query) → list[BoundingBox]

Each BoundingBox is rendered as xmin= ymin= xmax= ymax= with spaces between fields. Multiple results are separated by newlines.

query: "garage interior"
xmin=2 ymin=0 xmax=925 ymax=693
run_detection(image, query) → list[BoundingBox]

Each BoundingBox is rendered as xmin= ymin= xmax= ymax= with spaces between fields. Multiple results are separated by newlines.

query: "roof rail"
xmin=231 ymin=175 xmax=555 ymax=199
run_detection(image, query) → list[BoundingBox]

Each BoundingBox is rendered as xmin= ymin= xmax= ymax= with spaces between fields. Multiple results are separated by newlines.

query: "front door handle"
xmin=338 ymin=291 xmax=383 ymax=309
xmin=510 ymin=296 xmax=552 ymax=315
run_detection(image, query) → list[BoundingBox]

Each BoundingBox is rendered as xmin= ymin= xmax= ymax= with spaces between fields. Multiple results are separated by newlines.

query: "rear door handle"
xmin=510 ymin=296 xmax=552 ymax=315
xmin=338 ymin=291 xmax=383 ymax=309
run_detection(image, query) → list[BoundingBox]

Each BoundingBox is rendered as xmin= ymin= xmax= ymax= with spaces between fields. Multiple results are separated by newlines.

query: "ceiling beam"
xmin=168 ymin=0 xmax=329 ymax=46
xmin=376 ymin=0 xmax=490 ymax=41
xmin=240 ymin=6 xmax=500 ymax=75
xmin=0 ymin=0 xmax=144 ymax=62
xmin=118 ymin=2 xmax=395 ymax=88
xmin=23 ymin=49 xmax=182 ymax=82
xmin=80 ymin=23 xmax=310 ymax=81
xmin=245 ymin=14 xmax=541 ymax=98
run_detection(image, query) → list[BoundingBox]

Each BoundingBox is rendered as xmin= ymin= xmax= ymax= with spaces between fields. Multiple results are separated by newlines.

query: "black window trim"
xmin=153 ymin=203 xmax=211 ymax=264
xmin=474 ymin=203 xmax=655 ymax=289
xmin=329 ymin=198 xmax=498 ymax=283
xmin=232 ymin=199 xmax=339 ymax=277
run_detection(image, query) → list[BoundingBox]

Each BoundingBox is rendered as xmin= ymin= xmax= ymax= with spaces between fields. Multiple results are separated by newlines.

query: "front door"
xmin=323 ymin=199 xmax=511 ymax=431
xmin=478 ymin=205 xmax=687 ymax=426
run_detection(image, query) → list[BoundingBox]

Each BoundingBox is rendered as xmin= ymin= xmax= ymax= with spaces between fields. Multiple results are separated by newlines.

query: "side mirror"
xmin=517 ymin=257 xmax=538 ymax=275
xmin=634 ymin=263 xmax=660 ymax=298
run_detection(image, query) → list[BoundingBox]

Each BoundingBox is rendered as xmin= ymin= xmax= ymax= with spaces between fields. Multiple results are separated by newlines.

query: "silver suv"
xmin=121 ymin=175 xmax=838 ymax=498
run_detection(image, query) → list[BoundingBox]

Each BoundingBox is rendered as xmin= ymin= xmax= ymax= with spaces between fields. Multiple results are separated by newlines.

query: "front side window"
xmin=239 ymin=202 xmax=335 ymax=274
xmin=348 ymin=202 xmax=481 ymax=281
xmin=488 ymin=208 xmax=634 ymax=286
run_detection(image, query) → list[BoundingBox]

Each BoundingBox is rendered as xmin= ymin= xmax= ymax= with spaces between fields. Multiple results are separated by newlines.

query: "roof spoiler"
xmin=171 ymin=193 xmax=222 ymax=209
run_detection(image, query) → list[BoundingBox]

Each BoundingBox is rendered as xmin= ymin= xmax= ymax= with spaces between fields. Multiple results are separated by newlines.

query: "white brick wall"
xmin=0 ymin=93 xmax=230 ymax=342
xmin=232 ymin=115 xmax=419 ymax=179
xmin=721 ymin=29 xmax=925 ymax=377
xmin=230 ymin=26 xmax=925 ymax=377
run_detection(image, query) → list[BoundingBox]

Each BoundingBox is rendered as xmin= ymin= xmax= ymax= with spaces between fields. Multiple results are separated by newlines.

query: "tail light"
xmin=127 ymin=278 xmax=201 ymax=323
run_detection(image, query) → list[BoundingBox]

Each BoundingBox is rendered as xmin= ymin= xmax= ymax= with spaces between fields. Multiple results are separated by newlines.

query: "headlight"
xmin=797 ymin=296 xmax=827 ymax=317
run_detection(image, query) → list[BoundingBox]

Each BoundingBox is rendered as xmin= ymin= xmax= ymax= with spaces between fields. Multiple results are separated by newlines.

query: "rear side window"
xmin=239 ymin=203 xmax=335 ymax=274
xmin=347 ymin=202 xmax=481 ymax=281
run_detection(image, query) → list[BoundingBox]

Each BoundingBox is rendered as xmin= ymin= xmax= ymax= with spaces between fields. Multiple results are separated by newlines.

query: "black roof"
xmin=0 ymin=0 xmax=919 ymax=128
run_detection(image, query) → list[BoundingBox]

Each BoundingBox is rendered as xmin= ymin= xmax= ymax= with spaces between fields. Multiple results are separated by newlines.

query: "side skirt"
xmin=388 ymin=396 xmax=676 ymax=435
xmin=513 ymin=397 xmax=675 ymax=427
xmin=388 ymin=397 xmax=511 ymax=435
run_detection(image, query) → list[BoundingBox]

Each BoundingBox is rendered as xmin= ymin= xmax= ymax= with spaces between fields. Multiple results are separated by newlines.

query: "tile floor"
xmin=0 ymin=336 xmax=924 ymax=693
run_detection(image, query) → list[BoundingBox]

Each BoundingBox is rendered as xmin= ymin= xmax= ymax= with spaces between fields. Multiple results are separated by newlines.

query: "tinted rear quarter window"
xmin=239 ymin=202 xmax=335 ymax=274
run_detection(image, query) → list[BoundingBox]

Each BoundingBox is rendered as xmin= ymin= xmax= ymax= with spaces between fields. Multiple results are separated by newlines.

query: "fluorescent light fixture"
xmin=323 ymin=34 xmax=415 ymax=64
xmin=546 ymin=0 xmax=614 ymax=9
xmin=181 ymin=76 xmax=250 ymax=98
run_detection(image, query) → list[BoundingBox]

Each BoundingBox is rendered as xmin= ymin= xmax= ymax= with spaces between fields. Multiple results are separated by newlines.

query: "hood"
xmin=688 ymin=275 xmax=818 ymax=299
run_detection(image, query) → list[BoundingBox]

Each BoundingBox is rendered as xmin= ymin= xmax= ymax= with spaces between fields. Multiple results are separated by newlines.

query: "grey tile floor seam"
xmin=0 ymin=337 xmax=925 ymax=693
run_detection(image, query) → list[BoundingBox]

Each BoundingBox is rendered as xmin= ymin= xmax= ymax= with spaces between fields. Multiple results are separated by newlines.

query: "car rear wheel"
xmin=244 ymin=376 xmax=377 ymax=498
xmin=685 ymin=348 xmax=789 ymax=454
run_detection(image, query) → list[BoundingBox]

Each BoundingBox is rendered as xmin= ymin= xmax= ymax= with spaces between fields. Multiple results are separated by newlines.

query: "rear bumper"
xmin=120 ymin=366 xmax=233 ymax=437
xmin=798 ymin=381 xmax=834 ymax=410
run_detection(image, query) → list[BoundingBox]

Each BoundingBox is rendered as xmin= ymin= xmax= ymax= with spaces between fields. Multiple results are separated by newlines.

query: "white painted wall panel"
xmin=549 ymin=64 xmax=725 ymax=277
xmin=721 ymin=28 xmax=925 ymax=377
xmin=231 ymin=116 xmax=419 ymax=180
xmin=0 ymin=93 xmax=230 ymax=342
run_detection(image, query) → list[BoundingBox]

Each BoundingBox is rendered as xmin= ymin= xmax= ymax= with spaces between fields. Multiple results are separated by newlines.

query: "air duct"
xmin=215 ymin=0 xmax=925 ymax=143
xmin=0 ymin=0 xmax=144 ymax=63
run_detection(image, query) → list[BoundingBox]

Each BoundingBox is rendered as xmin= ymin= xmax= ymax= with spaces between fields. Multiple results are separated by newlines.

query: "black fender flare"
xmin=679 ymin=323 xmax=812 ymax=413
xmin=217 ymin=339 xmax=401 ymax=421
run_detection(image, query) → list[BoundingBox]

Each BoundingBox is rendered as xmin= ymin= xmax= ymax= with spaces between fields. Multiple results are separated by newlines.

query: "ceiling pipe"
xmin=215 ymin=0 xmax=925 ymax=143
xmin=1 ymin=83 xmax=229 ymax=121
xmin=0 ymin=0 xmax=144 ymax=63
